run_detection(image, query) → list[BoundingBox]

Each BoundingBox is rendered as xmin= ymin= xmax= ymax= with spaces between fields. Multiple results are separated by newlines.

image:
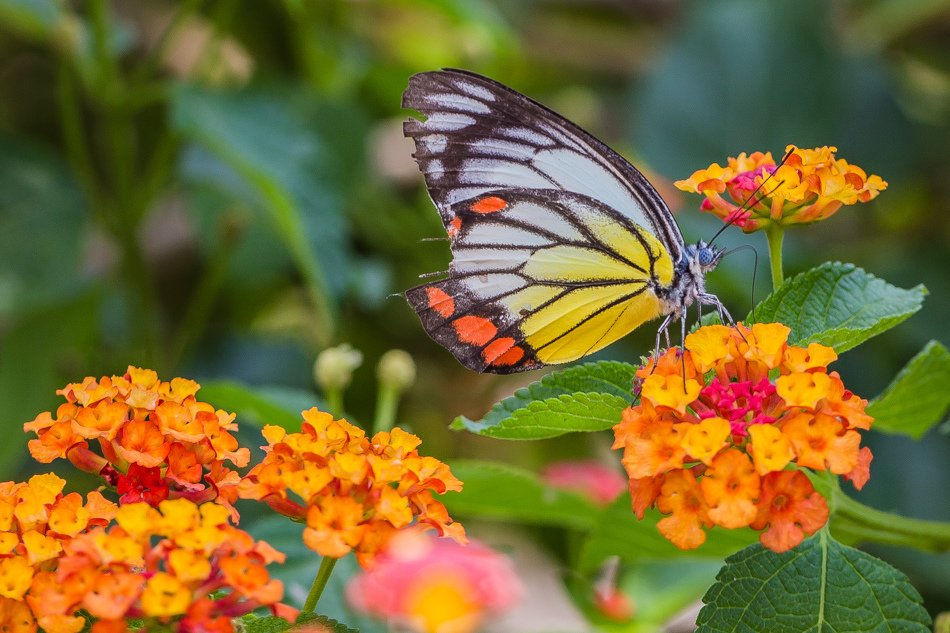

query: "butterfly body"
xmin=403 ymin=69 xmax=726 ymax=373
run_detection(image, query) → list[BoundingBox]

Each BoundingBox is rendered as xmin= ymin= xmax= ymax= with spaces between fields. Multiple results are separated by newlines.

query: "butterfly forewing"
xmin=402 ymin=69 xmax=684 ymax=261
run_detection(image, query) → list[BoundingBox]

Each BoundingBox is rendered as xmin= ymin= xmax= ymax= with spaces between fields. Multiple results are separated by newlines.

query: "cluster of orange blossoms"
xmin=24 ymin=367 xmax=249 ymax=516
xmin=239 ymin=409 xmax=465 ymax=566
xmin=674 ymin=145 xmax=887 ymax=231
xmin=0 ymin=474 xmax=287 ymax=633
xmin=612 ymin=323 xmax=873 ymax=553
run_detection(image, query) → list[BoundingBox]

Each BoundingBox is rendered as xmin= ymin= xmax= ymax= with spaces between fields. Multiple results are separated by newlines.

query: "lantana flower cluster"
xmin=612 ymin=323 xmax=873 ymax=552
xmin=674 ymin=145 xmax=887 ymax=231
xmin=0 ymin=473 xmax=117 ymax=632
xmin=0 ymin=472 xmax=286 ymax=633
xmin=239 ymin=408 xmax=465 ymax=566
xmin=24 ymin=367 xmax=249 ymax=516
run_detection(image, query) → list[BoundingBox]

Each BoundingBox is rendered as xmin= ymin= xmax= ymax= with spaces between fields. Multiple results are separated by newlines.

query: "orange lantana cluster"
xmin=30 ymin=498 xmax=285 ymax=633
xmin=24 ymin=367 xmax=250 ymax=515
xmin=239 ymin=408 xmax=465 ymax=566
xmin=612 ymin=323 xmax=873 ymax=552
xmin=0 ymin=473 xmax=117 ymax=633
xmin=674 ymin=145 xmax=887 ymax=231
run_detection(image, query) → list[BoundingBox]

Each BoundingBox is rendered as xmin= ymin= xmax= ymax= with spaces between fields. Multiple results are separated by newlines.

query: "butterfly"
xmin=403 ymin=69 xmax=729 ymax=374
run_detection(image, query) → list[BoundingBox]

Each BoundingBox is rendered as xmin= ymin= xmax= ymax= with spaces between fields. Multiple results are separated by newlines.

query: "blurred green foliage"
xmin=1 ymin=0 xmax=948 ymax=622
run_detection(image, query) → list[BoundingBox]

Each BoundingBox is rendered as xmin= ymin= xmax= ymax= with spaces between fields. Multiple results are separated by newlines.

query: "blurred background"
xmin=0 ymin=0 xmax=948 ymax=630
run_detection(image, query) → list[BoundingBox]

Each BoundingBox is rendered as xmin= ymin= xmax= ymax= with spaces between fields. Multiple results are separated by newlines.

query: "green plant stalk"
xmin=325 ymin=388 xmax=344 ymax=419
xmin=302 ymin=556 xmax=338 ymax=613
xmin=373 ymin=384 xmax=402 ymax=434
xmin=831 ymin=488 xmax=950 ymax=552
xmin=765 ymin=224 xmax=785 ymax=290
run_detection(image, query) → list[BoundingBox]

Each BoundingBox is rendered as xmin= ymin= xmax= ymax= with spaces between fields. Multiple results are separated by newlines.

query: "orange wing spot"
xmin=470 ymin=196 xmax=508 ymax=214
xmin=483 ymin=338 xmax=524 ymax=366
xmin=426 ymin=287 xmax=455 ymax=318
xmin=447 ymin=216 xmax=463 ymax=238
xmin=453 ymin=316 xmax=497 ymax=346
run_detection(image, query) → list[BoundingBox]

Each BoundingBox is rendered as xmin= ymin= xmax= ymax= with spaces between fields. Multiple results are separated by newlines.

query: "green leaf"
xmin=576 ymin=494 xmax=756 ymax=574
xmin=198 ymin=381 xmax=320 ymax=431
xmin=444 ymin=460 xmax=599 ymax=529
xmin=749 ymin=262 xmax=926 ymax=352
xmin=241 ymin=615 xmax=292 ymax=633
xmin=0 ymin=133 xmax=88 ymax=317
xmin=696 ymin=532 xmax=931 ymax=632
xmin=867 ymin=341 xmax=950 ymax=438
xmin=0 ymin=0 xmax=62 ymax=41
xmin=171 ymin=85 xmax=350 ymax=343
xmin=451 ymin=360 xmax=636 ymax=439
xmin=295 ymin=613 xmax=360 ymax=633
xmin=0 ymin=292 xmax=99 ymax=478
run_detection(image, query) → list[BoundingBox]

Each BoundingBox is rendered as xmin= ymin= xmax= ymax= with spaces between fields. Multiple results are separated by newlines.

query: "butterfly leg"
xmin=650 ymin=313 xmax=675 ymax=375
xmin=700 ymin=293 xmax=749 ymax=343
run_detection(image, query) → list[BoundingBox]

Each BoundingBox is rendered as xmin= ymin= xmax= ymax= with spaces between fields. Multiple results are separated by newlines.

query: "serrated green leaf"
xmin=576 ymin=494 xmax=756 ymax=574
xmin=463 ymin=392 xmax=630 ymax=440
xmin=443 ymin=460 xmax=598 ymax=529
xmin=241 ymin=615 xmax=292 ymax=633
xmin=452 ymin=361 xmax=636 ymax=438
xmin=749 ymin=262 xmax=925 ymax=352
xmin=696 ymin=531 xmax=931 ymax=632
xmin=867 ymin=340 xmax=950 ymax=438
xmin=294 ymin=613 xmax=360 ymax=633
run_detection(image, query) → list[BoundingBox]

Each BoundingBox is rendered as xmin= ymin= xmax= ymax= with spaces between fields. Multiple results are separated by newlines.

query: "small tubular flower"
xmin=346 ymin=528 xmax=520 ymax=633
xmin=24 ymin=367 xmax=249 ymax=517
xmin=674 ymin=146 xmax=887 ymax=232
xmin=239 ymin=408 xmax=465 ymax=566
xmin=612 ymin=323 xmax=874 ymax=553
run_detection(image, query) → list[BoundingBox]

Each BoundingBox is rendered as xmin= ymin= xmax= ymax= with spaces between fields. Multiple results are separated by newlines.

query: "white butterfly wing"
xmin=402 ymin=69 xmax=684 ymax=263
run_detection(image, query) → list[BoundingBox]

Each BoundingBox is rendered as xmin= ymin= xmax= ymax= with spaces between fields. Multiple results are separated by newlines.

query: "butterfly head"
xmin=685 ymin=241 xmax=723 ymax=275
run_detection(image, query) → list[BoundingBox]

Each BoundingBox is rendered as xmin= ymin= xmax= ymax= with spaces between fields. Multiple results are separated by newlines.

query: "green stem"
xmin=765 ymin=224 xmax=785 ymax=290
xmin=373 ymin=384 xmax=401 ymax=434
xmin=325 ymin=388 xmax=344 ymax=419
xmin=302 ymin=556 xmax=338 ymax=614
xmin=831 ymin=488 xmax=950 ymax=552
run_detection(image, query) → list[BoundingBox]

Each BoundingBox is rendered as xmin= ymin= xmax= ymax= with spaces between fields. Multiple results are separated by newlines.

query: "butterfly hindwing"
xmin=407 ymin=188 xmax=675 ymax=373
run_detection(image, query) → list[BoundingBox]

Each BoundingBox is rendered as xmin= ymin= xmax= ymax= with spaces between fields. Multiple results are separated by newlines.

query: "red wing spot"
xmin=447 ymin=216 xmax=463 ymax=238
xmin=482 ymin=338 xmax=524 ymax=366
xmin=426 ymin=287 xmax=455 ymax=318
xmin=453 ymin=316 xmax=497 ymax=346
xmin=470 ymin=196 xmax=508 ymax=214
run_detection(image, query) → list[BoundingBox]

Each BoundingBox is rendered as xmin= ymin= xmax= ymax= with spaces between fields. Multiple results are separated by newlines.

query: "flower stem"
xmin=373 ymin=383 xmax=400 ymax=434
xmin=831 ymin=488 xmax=950 ymax=552
xmin=765 ymin=224 xmax=785 ymax=290
xmin=302 ymin=556 xmax=338 ymax=614
xmin=325 ymin=388 xmax=344 ymax=419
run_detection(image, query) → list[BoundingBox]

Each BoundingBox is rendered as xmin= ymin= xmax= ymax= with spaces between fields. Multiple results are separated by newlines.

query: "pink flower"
xmin=346 ymin=529 xmax=521 ymax=633
xmin=541 ymin=460 xmax=626 ymax=506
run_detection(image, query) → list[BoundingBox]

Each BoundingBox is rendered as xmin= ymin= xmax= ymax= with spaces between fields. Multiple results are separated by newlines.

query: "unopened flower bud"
xmin=314 ymin=344 xmax=363 ymax=392
xmin=376 ymin=349 xmax=416 ymax=392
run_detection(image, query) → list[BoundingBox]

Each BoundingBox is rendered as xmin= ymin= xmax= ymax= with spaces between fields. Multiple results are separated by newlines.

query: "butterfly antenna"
xmin=707 ymin=148 xmax=795 ymax=248
xmin=722 ymin=244 xmax=760 ymax=322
